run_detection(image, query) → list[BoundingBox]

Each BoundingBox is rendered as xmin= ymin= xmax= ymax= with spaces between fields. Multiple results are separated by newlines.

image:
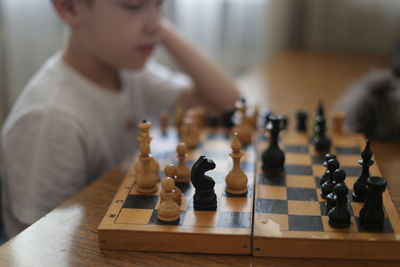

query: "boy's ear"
xmin=51 ymin=0 xmax=85 ymax=26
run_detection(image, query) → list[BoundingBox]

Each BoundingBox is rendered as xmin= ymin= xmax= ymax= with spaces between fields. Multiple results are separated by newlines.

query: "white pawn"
xmin=159 ymin=111 xmax=168 ymax=136
xmin=251 ymin=106 xmax=259 ymax=130
xmin=175 ymin=143 xmax=190 ymax=183
xmin=181 ymin=117 xmax=199 ymax=149
xmin=158 ymin=177 xmax=181 ymax=222
xmin=225 ymin=132 xmax=248 ymax=195
xmin=163 ymin=164 xmax=182 ymax=205
xmin=232 ymin=101 xmax=253 ymax=146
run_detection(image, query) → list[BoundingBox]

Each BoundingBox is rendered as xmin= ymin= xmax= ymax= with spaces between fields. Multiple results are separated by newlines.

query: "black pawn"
xmin=312 ymin=102 xmax=324 ymax=139
xmin=312 ymin=102 xmax=331 ymax=153
xmin=261 ymin=115 xmax=285 ymax=173
xmin=353 ymin=140 xmax=374 ymax=202
xmin=359 ymin=176 xmax=387 ymax=230
xmin=328 ymin=183 xmax=351 ymax=228
xmin=209 ymin=112 xmax=219 ymax=128
xmin=321 ymin=158 xmax=340 ymax=198
xmin=296 ymin=111 xmax=308 ymax=132
xmin=190 ymin=156 xmax=217 ymax=211
xmin=313 ymin=119 xmax=332 ymax=153
xmin=319 ymin=154 xmax=337 ymax=186
xmin=222 ymin=109 xmax=235 ymax=129
xmin=326 ymin=169 xmax=347 ymax=209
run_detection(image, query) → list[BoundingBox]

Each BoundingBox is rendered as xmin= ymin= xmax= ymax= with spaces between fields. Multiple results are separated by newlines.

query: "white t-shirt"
xmin=0 ymin=52 xmax=190 ymax=237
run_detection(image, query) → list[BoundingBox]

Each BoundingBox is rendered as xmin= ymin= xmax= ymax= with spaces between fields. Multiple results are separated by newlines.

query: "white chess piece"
xmin=175 ymin=143 xmax=190 ymax=183
xmin=158 ymin=177 xmax=181 ymax=222
xmin=225 ymin=132 xmax=248 ymax=194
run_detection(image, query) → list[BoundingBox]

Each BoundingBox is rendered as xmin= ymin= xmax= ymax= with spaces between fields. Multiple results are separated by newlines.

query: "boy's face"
xmin=75 ymin=0 xmax=163 ymax=70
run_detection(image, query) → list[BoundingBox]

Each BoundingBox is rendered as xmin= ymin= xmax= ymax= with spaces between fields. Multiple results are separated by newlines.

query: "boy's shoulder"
xmin=2 ymin=53 xmax=93 ymax=135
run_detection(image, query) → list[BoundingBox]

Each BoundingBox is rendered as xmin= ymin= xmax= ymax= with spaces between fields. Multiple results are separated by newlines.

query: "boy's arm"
xmin=160 ymin=23 xmax=240 ymax=112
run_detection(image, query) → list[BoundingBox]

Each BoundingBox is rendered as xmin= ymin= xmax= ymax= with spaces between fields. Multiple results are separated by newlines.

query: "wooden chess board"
xmin=98 ymin=128 xmax=400 ymax=259
xmin=253 ymin=131 xmax=400 ymax=260
xmin=98 ymin=129 xmax=256 ymax=254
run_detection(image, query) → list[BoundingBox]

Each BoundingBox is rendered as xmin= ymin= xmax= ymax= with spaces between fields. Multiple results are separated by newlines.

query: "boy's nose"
xmin=144 ymin=8 xmax=161 ymax=35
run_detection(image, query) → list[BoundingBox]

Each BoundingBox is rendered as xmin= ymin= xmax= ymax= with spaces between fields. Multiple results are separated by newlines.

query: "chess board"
xmin=253 ymin=131 xmax=400 ymax=260
xmin=98 ymin=127 xmax=400 ymax=258
xmin=98 ymin=129 xmax=256 ymax=254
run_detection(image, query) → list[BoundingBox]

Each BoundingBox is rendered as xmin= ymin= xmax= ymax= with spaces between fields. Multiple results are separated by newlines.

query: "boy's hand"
xmin=158 ymin=21 xmax=240 ymax=112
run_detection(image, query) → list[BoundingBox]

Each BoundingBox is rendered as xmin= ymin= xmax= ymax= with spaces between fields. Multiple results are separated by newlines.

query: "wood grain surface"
xmin=0 ymin=50 xmax=399 ymax=266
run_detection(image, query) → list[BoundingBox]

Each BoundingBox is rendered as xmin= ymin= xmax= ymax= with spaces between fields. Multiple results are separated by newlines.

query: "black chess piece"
xmin=321 ymin=158 xmax=340 ymax=198
xmin=311 ymin=102 xmax=332 ymax=153
xmin=326 ymin=169 xmax=347 ymax=209
xmin=359 ymin=176 xmax=387 ymax=230
xmin=261 ymin=115 xmax=285 ymax=173
xmin=313 ymin=119 xmax=332 ymax=153
xmin=296 ymin=111 xmax=308 ymax=132
xmin=209 ymin=112 xmax=219 ymax=128
xmin=190 ymin=155 xmax=217 ymax=211
xmin=278 ymin=116 xmax=288 ymax=130
xmin=222 ymin=109 xmax=235 ymax=129
xmin=312 ymin=101 xmax=324 ymax=138
xmin=328 ymin=183 xmax=351 ymax=228
xmin=352 ymin=141 xmax=374 ymax=202
xmin=264 ymin=112 xmax=274 ymax=128
xmin=319 ymin=154 xmax=337 ymax=186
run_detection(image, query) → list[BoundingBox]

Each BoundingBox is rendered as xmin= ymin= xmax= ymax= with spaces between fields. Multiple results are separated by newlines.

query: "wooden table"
xmin=1 ymin=50 xmax=399 ymax=266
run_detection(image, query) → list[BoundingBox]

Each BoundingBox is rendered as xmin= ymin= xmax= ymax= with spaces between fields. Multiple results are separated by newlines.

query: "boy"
xmin=1 ymin=0 xmax=239 ymax=238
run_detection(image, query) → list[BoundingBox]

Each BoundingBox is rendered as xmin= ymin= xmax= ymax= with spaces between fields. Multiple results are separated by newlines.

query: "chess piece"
xmin=278 ymin=115 xmax=288 ymax=130
xmin=326 ymin=169 xmax=347 ymax=209
xmin=191 ymin=155 xmax=217 ymax=211
xmin=296 ymin=110 xmax=308 ymax=132
xmin=320 ymin=154 xmax=337 ymax=186
xmin=232 ymin=100 xmax=253 ymax=146
xmin=264 ymin=112 xmax=274 ymax=128
xmin=332 ymin=112 xmax=345 ymax=134
xmin=360 ymin=176 xmax=387 ymax=230
xmin=181 ymin=116 xmax=199 ymax=149
xmin=353 ymin=140 xmax=374 ymax=202
xmin=159 ymin=111 xmax=168 ymax=136
xmin=160 ymin=176 xmax=182 ymax=206
xmin=164 ymin=164 xmax=183 ymax=202
xmin=261 ymin=115 xmax=285 ymax=173
xmin=164 ymin=163 xmax=177 ymax=179
xmin=321 ymin=158 xmax=340 ymax=198
xmin=175 ymin=142 xmax=190 ymax=183
xmin=174 ymin=105 xmax=185 ymax=135
xmin=312 ymin=102 xmax=332 ymax=153
xmin=225 ymin=133 xmax=248 ymax=195
xmin=135 ymin=141 xmax=159 ymax=193
xmin=328 ymin=183 xmax=351 ymax=228
xmin=209 ymin=112 xmax=219 ymax=128
xmin=158 ymin=178 xmax=180 ymax=222
xmin=185 ymin=109 xmax=201 ymax=129
xmin=222 ymin=109 xmax=235 ymax=129
xmin=134 ymin=120 xmax=160 ymax=178
xmin=250 ymin=106 xmax=260 ymax=130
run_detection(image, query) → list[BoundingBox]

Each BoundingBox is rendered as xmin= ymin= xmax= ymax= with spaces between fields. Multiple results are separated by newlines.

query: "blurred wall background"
xmin=0 ymin=2 xmax=6 ymax=124
xmin=1 ymin=0 xmax=400 ymax=125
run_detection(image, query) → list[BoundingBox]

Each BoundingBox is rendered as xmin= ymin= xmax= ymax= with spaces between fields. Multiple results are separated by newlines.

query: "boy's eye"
xmin=122 ymin=4 xmax=143 ymax=11
xmin=157 ymin=0 xmax=164 ymax=8
xmin=120 ymin=0 xmax=144 ymax=11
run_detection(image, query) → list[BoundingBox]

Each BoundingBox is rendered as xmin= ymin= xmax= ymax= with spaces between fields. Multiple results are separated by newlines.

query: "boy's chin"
xmin=119 ymin=59 xmax=147 ymax=71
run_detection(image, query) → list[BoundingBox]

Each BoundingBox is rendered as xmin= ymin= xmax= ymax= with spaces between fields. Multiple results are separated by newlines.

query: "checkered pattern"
xmin=115 ymin=129 xmax=255 ymax=230
xmin=254 ymin=132 xmax=394 ymax=235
